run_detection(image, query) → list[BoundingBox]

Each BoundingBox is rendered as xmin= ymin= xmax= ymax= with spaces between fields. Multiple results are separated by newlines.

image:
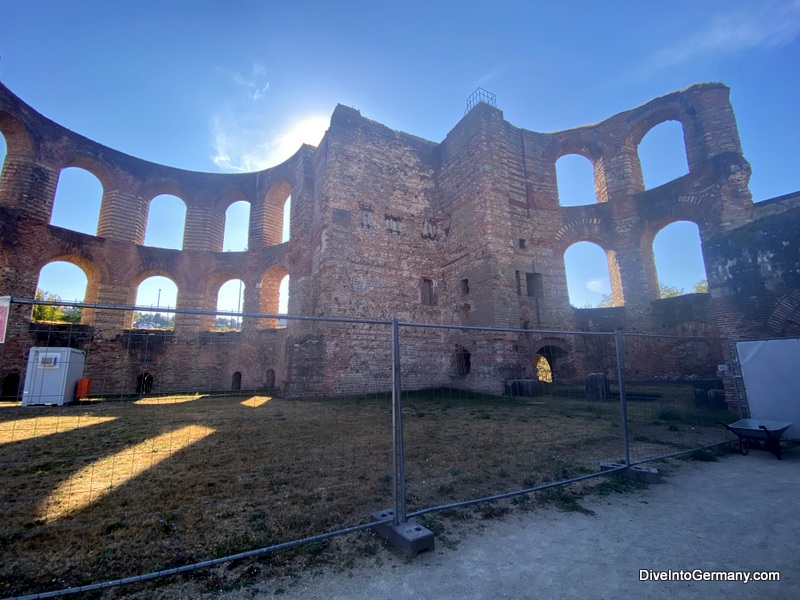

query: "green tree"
xmin=659 ymin=283 xmax=684 ymax=298
xmin=32 ymin=289 xmax=63 ymax=322
xmin=692 ymin=279 xmax=708 ymax=293
xmin=32 ymin=289 xmax=83 ymax=323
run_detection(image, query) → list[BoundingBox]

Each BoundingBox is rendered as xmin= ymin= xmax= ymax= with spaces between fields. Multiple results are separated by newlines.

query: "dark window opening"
xmin=359 ymin=204 xmax=373 ymax=229
xmin=455 ymin=347 xmax=471 ymax=376
xmin=265 ymin=369 xmax=276 ymax=389
xmin=1 ymin=373 xmax=21 ymax=400
xmin=385 ymin=214 xmax=402 ymax=235
xmin=519 ymin=238 xmax=527 ymax=249
xmin=136 ymin=372 xmax=154 ymax=394
xmin=516 ymin=271 xmax=544 ymax=297
xmin=460 ymin=278 xmax=470 ymax=294
xmin=422 ymin=219 xmax=438 ymax=240
xmin=232 ymin=371 xmax=242 ymax=391
xmin=421 ymin=278 xmax=436 ymax=306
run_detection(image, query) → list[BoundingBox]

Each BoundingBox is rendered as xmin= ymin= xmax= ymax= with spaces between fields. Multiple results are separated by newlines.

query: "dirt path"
xmin=145 ymin=449 xmax=800 ymax=599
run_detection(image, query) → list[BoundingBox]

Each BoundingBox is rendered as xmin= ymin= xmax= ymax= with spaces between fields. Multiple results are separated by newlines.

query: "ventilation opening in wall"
xmin=455 ymin=346 xmax=471 ymax=377
xmin=460 ymin=278 xmax=470 ymax=294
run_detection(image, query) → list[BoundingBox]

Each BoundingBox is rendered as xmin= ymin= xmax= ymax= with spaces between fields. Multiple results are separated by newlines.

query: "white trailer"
xmin=21 ymin=347 xmax=87 ymax=406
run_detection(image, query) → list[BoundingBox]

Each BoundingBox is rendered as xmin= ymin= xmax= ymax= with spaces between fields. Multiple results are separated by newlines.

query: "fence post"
xmin=391 ymin=316 xmax=407 ymax=525
xmin=614 ymin=330 xmax=631 ymax=465
xmin=371 ymin=317 xmax=433 ymax=557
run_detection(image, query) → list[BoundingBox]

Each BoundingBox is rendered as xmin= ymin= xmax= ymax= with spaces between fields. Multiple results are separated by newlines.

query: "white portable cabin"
xmin=21 ymin=347 xmax=86 ymax=406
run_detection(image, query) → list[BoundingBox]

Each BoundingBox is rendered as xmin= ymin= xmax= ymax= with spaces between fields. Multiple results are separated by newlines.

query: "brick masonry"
xmin=0 ymin=81 xmax=798 ymax=398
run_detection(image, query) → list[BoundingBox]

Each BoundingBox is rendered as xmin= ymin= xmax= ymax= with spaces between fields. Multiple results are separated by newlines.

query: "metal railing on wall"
xmin=0 ymin=299 xmax=739 ymax=599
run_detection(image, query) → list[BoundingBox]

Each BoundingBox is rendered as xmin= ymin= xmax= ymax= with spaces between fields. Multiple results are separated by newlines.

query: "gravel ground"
xmin=131 ymin=448 xmax=800 ymax=600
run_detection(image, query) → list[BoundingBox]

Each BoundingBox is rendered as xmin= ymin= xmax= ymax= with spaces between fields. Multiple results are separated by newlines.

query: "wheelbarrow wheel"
xmin=739 ymin=437 xmax=750 ymax=456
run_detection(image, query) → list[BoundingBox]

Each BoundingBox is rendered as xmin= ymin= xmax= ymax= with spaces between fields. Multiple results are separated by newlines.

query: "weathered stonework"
xmin=0 ymin=81 xmax=798 ymax=398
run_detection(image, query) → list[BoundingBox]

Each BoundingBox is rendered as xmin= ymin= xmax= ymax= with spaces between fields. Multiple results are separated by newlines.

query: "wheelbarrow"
xmin=718 ymin=419 xmax=794 ymax=460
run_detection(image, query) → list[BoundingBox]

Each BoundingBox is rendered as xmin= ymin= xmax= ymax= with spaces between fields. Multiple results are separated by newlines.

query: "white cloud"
xmin=586 ymin=278 xmax=610 ymax=294
xmin=212 ymin=110 xmax=329 ymax=172
xmin=226 ymin=62 xmax=271 ymax=101
xmin=646 ymin=1 xmax=800 ymax=73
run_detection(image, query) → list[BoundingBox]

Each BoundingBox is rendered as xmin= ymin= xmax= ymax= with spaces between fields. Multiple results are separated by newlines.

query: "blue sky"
xmin=1 ymin=0 xmax=799 ymax=312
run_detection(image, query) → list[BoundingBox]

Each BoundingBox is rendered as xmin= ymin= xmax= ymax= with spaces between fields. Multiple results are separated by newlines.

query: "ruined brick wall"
xmin=1 ymin=80 xmax=798 ymax=399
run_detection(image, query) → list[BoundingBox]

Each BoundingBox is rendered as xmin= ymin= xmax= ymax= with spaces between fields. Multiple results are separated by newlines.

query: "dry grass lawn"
xmin=0 ymin=385 xmax=734 ymax=597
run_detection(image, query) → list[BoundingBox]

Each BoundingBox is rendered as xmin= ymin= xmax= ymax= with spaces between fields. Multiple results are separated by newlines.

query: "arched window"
xmin=33 ymin=261 xmax=89 ymax=322
xmin=652 ymin=221 xmax=707 ymax=297
xmin=0 ymin=131 xmax=7 ymax=178
xmin=564 ymin=241 xmax=616 ymax=307
xmin=223 ymin=200 xmax=251 ymax=251
xmin=265 ymin=369 xmax=276 ymax=389
xmin=258 ymin=267 xmax=288 ymax=328
xmin=534 ymin=354 xmax=553 ymax=383
xmin=51 ymin=167 xmax=103 ymax=235
xmin=454 ymin=346 xmax=471 ymax=376
xmin=216 ymin=279 xmax=245 ymax=331
xmin=279 ymin=274 xmax=290 ymax=317
xmin=144 ymin=195 xmax=186 ymax=249
xmin=638 ymin=121 xmax=689 ymax=190
xmin=556 ymin=154 xmax=597 ymax=206
xmin=282 ymin=195 xmax=291 ymax=242
xmin=135 ymin=276 xmax=178 ymax=329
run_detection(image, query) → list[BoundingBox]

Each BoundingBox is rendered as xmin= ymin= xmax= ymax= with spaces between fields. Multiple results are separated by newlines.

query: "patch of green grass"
xmin=542 ymin=489 xmax=595 ymax=516
xmin=594 ymin=475 xmax=649 ymax=496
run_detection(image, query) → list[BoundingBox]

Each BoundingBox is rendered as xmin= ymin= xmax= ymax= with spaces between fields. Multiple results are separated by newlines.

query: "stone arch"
xmin=51 ymin=166 xmax=105 ymax=235
xmin=200 ymin=269 xmax=245 ymax=331
xmin=637 ymin=120 xmax=690 ymax=190
xmin=258 ymin=264 xmax=289 ymax=328
xmin=265 ymin=368 xmax=276 ymax=389
xmin=61 ymin=155 xmax=117 ymax=195
xmin=222 ymin=199 xmax=251 ymax=252
xmin=563 ymin=239 xmax=623 ymax=307
xmin=642 ymin=218 xmax=707 ymax=300
xmin=36 ymin=254 xmax=101 ymax=325
xmin=556 ymin=153 xmax=598 ymax=206
xmin=765 ymin=290 xmax=800 ymax=337
xmin=553 ymin=133 xmax=608 ymax=202
xmin=0 ymin=126 xmax=6 ymax=183
xmin=132 ymin=272 xmax=180 ymax=330
xmin=0 ymin=110 xmax=35 ymax=160
xmin=531 ymin=338 xmax=571 ymax=382
xmin=143 ymin=194 xmax=187 ymax=250
xmin=624 ymin=100 xmax=700 ymax=194
xmin=255 ymin=180 xmax=292 ymax=248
